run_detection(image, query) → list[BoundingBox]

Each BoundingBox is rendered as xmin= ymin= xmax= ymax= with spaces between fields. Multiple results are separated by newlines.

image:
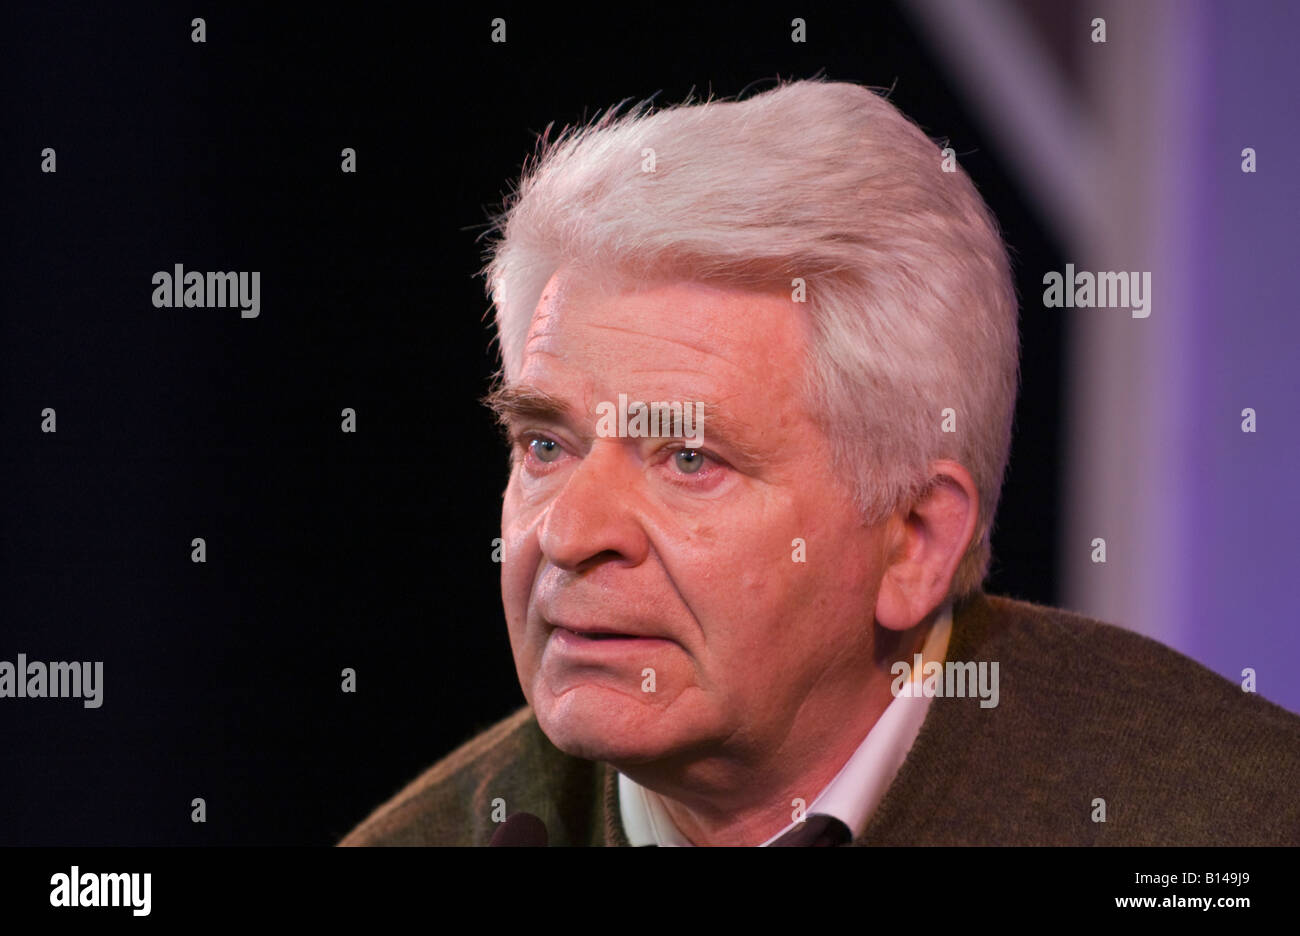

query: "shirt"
xmin=618 ymin=601 xmax=953 ymax=845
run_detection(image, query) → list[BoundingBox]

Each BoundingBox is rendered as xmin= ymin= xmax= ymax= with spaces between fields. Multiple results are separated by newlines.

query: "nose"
xmin=536 ymin=439 xmax=650 ymax=573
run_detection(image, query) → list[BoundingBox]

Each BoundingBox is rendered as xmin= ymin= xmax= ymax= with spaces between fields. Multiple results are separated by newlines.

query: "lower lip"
xmin=550 ymin=627 xmax=676 ymax=656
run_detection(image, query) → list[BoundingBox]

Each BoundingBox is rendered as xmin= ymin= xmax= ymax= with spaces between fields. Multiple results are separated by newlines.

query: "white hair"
xmin=479 ymin=77 xmax=1020 ymax=603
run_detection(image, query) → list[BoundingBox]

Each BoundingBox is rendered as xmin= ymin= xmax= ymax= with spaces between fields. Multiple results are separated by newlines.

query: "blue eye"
xmin=529 ymin=437 xmax=563 ymax=463
xmin=673 ymin=448 xmax=705 ymax=474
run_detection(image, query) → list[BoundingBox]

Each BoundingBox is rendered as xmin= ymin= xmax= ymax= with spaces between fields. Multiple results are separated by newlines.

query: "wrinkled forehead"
xmin=518 ymin=269 xmax=810 ymax=395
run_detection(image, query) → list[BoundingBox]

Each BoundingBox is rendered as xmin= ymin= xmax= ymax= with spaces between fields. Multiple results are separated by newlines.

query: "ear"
xmin=875 ymin=460 xmax=979 ymax=632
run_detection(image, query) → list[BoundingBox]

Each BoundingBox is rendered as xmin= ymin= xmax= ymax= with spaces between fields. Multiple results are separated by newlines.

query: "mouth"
xmin=548 ymin=624 xmax=677 ymax=652
xmin=554 ymin=625 xmax=654 ymax=641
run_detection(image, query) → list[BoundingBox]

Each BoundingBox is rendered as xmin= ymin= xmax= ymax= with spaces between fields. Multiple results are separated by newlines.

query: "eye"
xmin=659 ymin=444 xmax=729 ymax=491
xmin=529 ymin=437 xmax=564 ymax=463
xmin=673 ymin=447 xmax=706 ymax=474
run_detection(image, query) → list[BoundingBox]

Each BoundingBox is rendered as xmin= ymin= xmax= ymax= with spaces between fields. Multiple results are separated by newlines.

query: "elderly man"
xmin=341 ymin=78 xmax=1300 ymax=846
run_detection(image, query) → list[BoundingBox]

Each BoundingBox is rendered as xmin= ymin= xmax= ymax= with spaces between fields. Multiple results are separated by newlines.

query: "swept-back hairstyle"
xmin=479 ymin=77 xmax=1020 ymax=603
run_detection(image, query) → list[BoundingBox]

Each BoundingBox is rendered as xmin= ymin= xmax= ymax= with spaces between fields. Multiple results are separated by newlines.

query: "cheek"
xmin=714 ymin=516 xmax=869 ymax=653
xmin=675 ymin=518 xmax=813 ymax=660
xmin=499 ymin=486 xmax=537 ymax=632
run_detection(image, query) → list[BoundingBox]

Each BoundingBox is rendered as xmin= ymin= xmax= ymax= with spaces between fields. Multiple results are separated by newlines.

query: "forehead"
xmin=518 ymin=271 xmax=810 ymax=401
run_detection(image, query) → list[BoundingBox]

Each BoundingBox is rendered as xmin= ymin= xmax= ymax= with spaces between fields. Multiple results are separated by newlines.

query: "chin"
xmin=533 ymin=682 xmax=677 ymax=764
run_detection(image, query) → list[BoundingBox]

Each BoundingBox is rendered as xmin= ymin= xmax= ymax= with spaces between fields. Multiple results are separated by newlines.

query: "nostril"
xmin=574 ymin=549 xmax=624 ymax=574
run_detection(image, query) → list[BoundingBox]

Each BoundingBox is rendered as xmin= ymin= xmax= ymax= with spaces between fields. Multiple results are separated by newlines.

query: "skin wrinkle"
xmin=571 ymin=320 xmax=750 ymax=371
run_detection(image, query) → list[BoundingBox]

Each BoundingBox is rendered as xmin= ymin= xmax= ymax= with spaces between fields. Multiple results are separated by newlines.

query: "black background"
xmin=0 ymin=3 xmax=1065 ymax=844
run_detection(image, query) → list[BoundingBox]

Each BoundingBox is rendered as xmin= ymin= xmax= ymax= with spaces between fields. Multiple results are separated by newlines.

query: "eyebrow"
xmin=480 ymin=382 xmax=768 ymax=467
xmin=482 ymin=384 xmax=575 ymax=433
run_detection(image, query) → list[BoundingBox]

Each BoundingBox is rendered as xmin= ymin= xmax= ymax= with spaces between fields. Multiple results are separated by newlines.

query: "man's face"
xmin=497 ymin=269 xmax=894 ymax=775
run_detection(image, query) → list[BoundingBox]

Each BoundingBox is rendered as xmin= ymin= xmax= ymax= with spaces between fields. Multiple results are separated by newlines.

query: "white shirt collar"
xmin=618 ymin=602 xmax=953 ymax=845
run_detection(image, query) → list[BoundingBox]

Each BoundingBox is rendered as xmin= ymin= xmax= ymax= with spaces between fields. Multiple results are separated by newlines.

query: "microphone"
xmin=489 ymin=811 xmax=549 ymax=846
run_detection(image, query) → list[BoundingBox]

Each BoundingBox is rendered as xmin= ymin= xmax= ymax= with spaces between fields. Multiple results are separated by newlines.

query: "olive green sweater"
xmin=339 ymin=592 xmax=1300 ymax=846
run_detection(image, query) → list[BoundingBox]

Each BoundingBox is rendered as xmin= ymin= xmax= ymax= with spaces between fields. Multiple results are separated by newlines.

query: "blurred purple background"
xmin=907 ymin=0 xmax=1300 ymax=713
